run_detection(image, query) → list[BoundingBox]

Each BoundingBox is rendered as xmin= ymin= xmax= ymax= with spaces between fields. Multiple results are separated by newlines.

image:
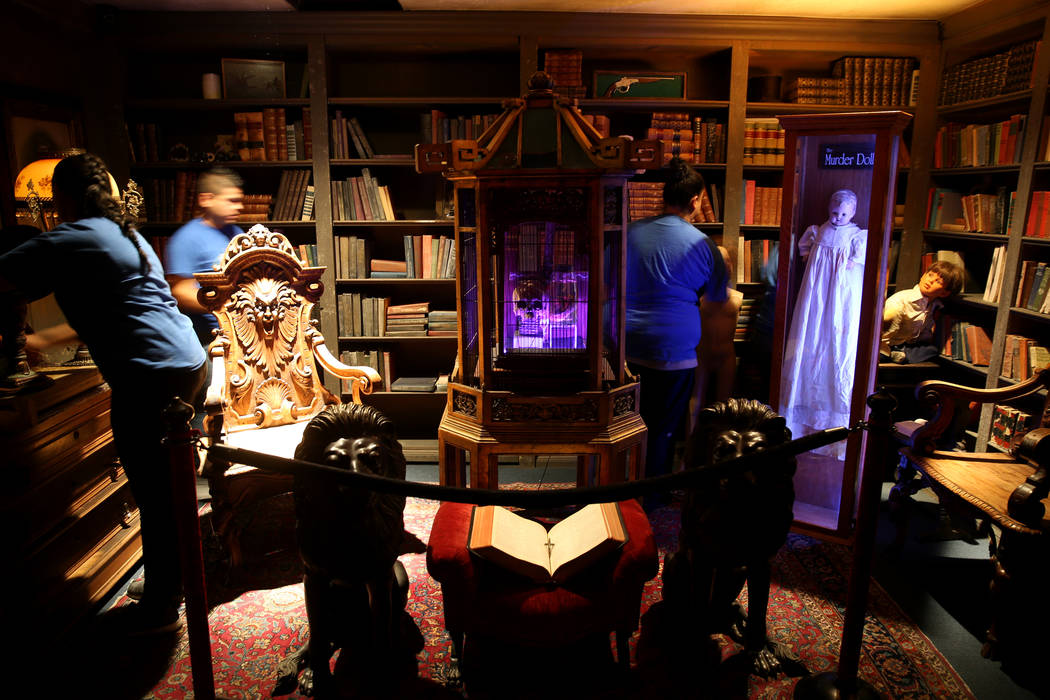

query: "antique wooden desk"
xmin=1 ymin=369 xmax=142 ymax=636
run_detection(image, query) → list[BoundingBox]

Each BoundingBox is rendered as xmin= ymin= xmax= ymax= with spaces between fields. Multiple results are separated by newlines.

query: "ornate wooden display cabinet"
xmin=416 ymin=74 xmax=661 ymax=489
xmin=769 ymin=111 xmax=911 ymax=540
xmin=0 ymin=369 xmax=141 ymax=636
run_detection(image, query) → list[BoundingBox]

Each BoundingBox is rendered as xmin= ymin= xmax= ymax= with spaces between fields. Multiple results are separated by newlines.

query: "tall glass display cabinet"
xmin=415 ymin=72 xmax=662 ymax=490
xmin=770 ymin=111 xmax=911 ymax=541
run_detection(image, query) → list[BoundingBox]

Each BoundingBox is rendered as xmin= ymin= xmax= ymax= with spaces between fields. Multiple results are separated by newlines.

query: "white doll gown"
xmin=779 ymin=220 xmax=867 ymax=460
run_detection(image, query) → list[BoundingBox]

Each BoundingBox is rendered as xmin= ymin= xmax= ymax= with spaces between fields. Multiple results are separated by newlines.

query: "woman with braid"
xmin=0 ymin=153 xmax=205 ymax=635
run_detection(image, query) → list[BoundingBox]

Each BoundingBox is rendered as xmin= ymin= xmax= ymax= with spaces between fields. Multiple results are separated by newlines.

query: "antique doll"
xmin=778 ymin=189 xmax=866 ymax=460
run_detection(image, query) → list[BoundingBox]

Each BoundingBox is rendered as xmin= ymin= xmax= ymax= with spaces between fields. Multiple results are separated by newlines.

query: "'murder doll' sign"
xmin=819 ymin=143 xmax=875 ymax=169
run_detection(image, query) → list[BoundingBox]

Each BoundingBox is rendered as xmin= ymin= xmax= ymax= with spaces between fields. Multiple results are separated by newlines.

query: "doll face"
xmin=919 ymin=269 xmax=952 ymax=299
xmin=828 ymin=198 xmax=856 ymax=226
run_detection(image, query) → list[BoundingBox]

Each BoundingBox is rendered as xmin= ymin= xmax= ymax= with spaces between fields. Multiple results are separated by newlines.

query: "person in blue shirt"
xmin=164 ymin=167 xmax=244 ymax=346
xmin=626 ymin=157 xmax=729 ymax=502
xmin=0 ymin=153 xmax=206 ymax=635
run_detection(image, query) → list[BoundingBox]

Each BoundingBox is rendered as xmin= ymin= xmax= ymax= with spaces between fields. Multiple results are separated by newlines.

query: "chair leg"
xmin=887 ymin=454 xmax=923 ymax=553
xmin=447 ymin=626 xmax=465 ymax=682
xmin=614 ymin=630 xmax=631 ymax=670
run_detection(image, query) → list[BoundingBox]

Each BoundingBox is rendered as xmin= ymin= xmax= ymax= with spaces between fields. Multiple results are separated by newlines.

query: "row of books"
xmin=983 ymin=246 xmax=1008 ymax=303
xmin=939 ymin=38 xmax=1040 ymax=106
xmin=925 ymin=186 xmax=1015 ymax=234
xmin=543 ymin=49 xmax=587 ymax=100
xmin=941 ymin=319 xmax=992 ymax=366
xmin=741 ymin=182 xmax=782 ymax=226
xmin=646 ymin=113 xmax=727 ymax=165
xmin=739 ymin=239 xmax=778 ymax=284
xmin=1038 ymin=116 xmax=1050 ymax=162
xmin=1001 ymin=334 xmax=1050 ymax=381
xmin=1024 ymin=191 xmax=1050 ymax=238
xmin=423 ymin=110 xmax=500 ymax=145
xmin=331 ymin=170 xmax=396 ymax=221
xmin=828 ymin=55 xmax=918 ymax=106
xmin=334 ymin=234 xmax=456 ymax=279
xmin=734 ymin=296 xmax=757 ymax=340
xmin=331 ymin=111 xmax=381 ymax=159
xmin=626 ymin=181 xmax=720 ymax=223
xmin=337 ymin=349 xmax=450 ymax=395
xmin=741 ymin=118 xmax=785 ymax=165
xmin=234 ymin=109 xmax=313 ymax=162
xmin=932 ymin=115 xmax=1027 ymax=168
xmin=989 ymin=403 xmax=1037 ymax=451
xmin=1015 ymin=260 xmax=1050 ymax=314
xmin=273 ymin=169 xmax=316 ymax=221
xmin=295 ymin=243 xmax=320 ymax=267
xmin=781 ymin=77 xmax=847 ymax=105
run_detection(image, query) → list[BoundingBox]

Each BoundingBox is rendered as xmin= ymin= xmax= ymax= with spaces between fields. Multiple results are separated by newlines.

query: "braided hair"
xmin=51 ymin=153 xmax=150 ymax=273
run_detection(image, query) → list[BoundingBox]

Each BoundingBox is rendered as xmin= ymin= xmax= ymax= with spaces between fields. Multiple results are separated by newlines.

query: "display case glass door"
xmin=770 ymin=112 xmax=911 ymax=541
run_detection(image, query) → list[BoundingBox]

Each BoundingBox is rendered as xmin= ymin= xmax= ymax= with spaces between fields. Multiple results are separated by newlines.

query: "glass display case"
xmin=770 ymin=111 xmax=911 ymax=541
xmin=416 ymin=72 xmax=660 ymax=489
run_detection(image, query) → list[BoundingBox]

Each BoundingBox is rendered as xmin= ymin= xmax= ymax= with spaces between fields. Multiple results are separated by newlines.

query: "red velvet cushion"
xmin=426 ymin=500 xmax=658 ymax=645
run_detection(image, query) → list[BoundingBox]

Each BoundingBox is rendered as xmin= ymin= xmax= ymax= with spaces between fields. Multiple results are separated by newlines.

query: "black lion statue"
xmin=661 ymin=398 xmax=804 ymax=677
xmin=274 ymin=403 xmax=423 ymax=697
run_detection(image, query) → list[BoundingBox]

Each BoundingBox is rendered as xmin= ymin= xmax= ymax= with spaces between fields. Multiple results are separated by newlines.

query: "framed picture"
xmin=593 ymin=71 xmax=686 ymax=99
xmin=221 ymin=58 xmax=286 ymax=99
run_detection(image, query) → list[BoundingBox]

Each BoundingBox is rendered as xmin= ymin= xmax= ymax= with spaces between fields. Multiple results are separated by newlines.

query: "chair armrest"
xmin=910 ymin=369 xmax=1050 ymax=454
xmin=306 ymin=323 xmax=381 ymax=404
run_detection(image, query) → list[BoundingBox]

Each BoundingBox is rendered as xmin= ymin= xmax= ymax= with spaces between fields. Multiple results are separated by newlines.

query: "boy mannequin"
xmin=881 ymin=260 xmax=963 ymax=364
xmin=165 ymin=167 xmax=244 ymax=346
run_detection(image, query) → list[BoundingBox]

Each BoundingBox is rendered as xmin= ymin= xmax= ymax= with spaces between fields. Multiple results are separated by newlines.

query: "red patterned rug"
xmin=114 ymin=486 xmax=971 ymax=699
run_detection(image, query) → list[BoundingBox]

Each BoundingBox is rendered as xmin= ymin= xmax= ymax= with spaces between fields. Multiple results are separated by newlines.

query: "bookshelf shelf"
xmin=952 ymin=293 xmax=1000 ymax=310
xmin=929 ymin=165 xmax=1022 ymax=175
xmin=936 ymin=89 xmax=1033 ymax=115
xmin=338 ymin=335 xmax=458 ymax=343
xmin=125 ymin=98 xmax=312 ymax=110
xmin=922 ymin=229 xmax=1010 ymax=243
xmin=137 ymin=220 xmax=316 ymax=229
xmin=365 ymin=391 xmax=449 ymax=398
xmin=336 ymin=278 xmax=456 ymax=286
xmin=330 ymin=157 xmax=415 ymax=166
xmin=130 ymin=161 xmax=314 ymax=169
xmin=935 ymin=355 xmax=990 ymax=377
xmin=741 ymin=164 xmax=786 ymax=172
xmin=332 ymin=220 xmax=455 ymax=227
xmin=1010 ymin=306 xmax=1050 ymax=321
xmin=1021 ymin=236 xmax=1050 ymax=246
xmin=745 ymin=101 xmax=913 ymax=115
xmin=328 ymin=97 xmax=513 ymax=107
xmin=578 ymin=98 xmax=730 ymax=111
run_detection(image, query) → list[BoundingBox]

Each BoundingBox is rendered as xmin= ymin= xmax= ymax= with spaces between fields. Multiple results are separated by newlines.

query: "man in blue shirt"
xmin=626 ymin=158 xmax=728 ymax=504
xmin=165 ymin=167 xmax=244 ymax=346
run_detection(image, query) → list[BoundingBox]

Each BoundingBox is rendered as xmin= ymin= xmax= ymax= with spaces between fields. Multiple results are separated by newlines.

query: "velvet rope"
xmin=205 ymin=425 xmax=851 ymax=508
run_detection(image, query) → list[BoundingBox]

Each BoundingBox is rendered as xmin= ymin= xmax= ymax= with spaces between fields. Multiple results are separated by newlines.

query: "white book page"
xmin=489 ymin=507 xmax=553 ymax=572
xmin=547 ymin=503 xmax=610 ymax=574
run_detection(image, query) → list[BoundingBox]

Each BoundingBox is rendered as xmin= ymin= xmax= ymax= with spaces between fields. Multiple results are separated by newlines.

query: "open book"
xmin=467 ymin=502 xmax=628 ymax=584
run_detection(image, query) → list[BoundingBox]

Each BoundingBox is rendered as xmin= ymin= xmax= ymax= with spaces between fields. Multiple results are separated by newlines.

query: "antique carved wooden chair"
xmin=891 ymin=369 xmax=1050 ymax=663
xmin=196 ymin=225 xmax=380 ymax=568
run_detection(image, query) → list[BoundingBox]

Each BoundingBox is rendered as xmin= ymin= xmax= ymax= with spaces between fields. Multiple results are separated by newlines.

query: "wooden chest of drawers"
xmin=0 ymin=369 xmax=142 ymax=635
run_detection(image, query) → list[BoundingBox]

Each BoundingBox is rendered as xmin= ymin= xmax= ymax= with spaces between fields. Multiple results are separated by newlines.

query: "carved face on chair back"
xmin=293 ymin=404 xmax=408 ymax=579
xmin=682 ymin=398 xmax=796 ymax=560
xmin=230 ymin=267 xmax=300 ymax=377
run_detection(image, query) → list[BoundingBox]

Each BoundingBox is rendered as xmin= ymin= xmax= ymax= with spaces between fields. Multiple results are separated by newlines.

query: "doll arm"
xmin=798 ymin=225 xmax=818 ymax=259
xmin=848 ymin=229 xmax=868 ymax=266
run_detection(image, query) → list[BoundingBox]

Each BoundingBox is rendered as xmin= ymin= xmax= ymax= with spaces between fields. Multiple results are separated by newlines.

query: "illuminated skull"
xmin=512 ymin=278 xmax=544 ymax=320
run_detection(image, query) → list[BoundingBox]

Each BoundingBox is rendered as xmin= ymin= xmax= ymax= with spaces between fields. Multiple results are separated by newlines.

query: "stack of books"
xmin=939 ymin=38 xmax=1040 ymax=106
xmin=232 ymin=109 xmax=312 ymax=162
xmin=782 ymin=77 xmax=846 ymax=104
xmin=386 ymin=301 xmax=429 ymax=337
xmin=422 ymin=110 xmax=498 ymax=144
xmin=427 ymin=310 xmax=457 ymax=336
xmin=738 ymin=239 xmax=777 ymax=283
xmin=336 ymin=294 xmax=390 ymax=337
xmin=1024 ymin=191 xmax=1050 ymax=238
xmin=403 ymin=234 xmax=455 ymax=279
xmin=238 ymin=194 xmax=274 ymax=223
xmin=990 ymin=404 xmax=1036 ymax=451
xmin=645 ymin=113 xmax=726 ymax=165
xmin=330 ymin=168 xmax=395 ymax=221
xmin=273 ymin=169 xmax=314 ymax=221
xmin=543 ymin=49 xmax=586 ymax=99
xmin=933 ymin=116 xmax=1027 ymax=167
xmin=735 ymin=297 xmax=756 ymax=341
xmin=940 ymin=318 xmax=993 ymax=366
